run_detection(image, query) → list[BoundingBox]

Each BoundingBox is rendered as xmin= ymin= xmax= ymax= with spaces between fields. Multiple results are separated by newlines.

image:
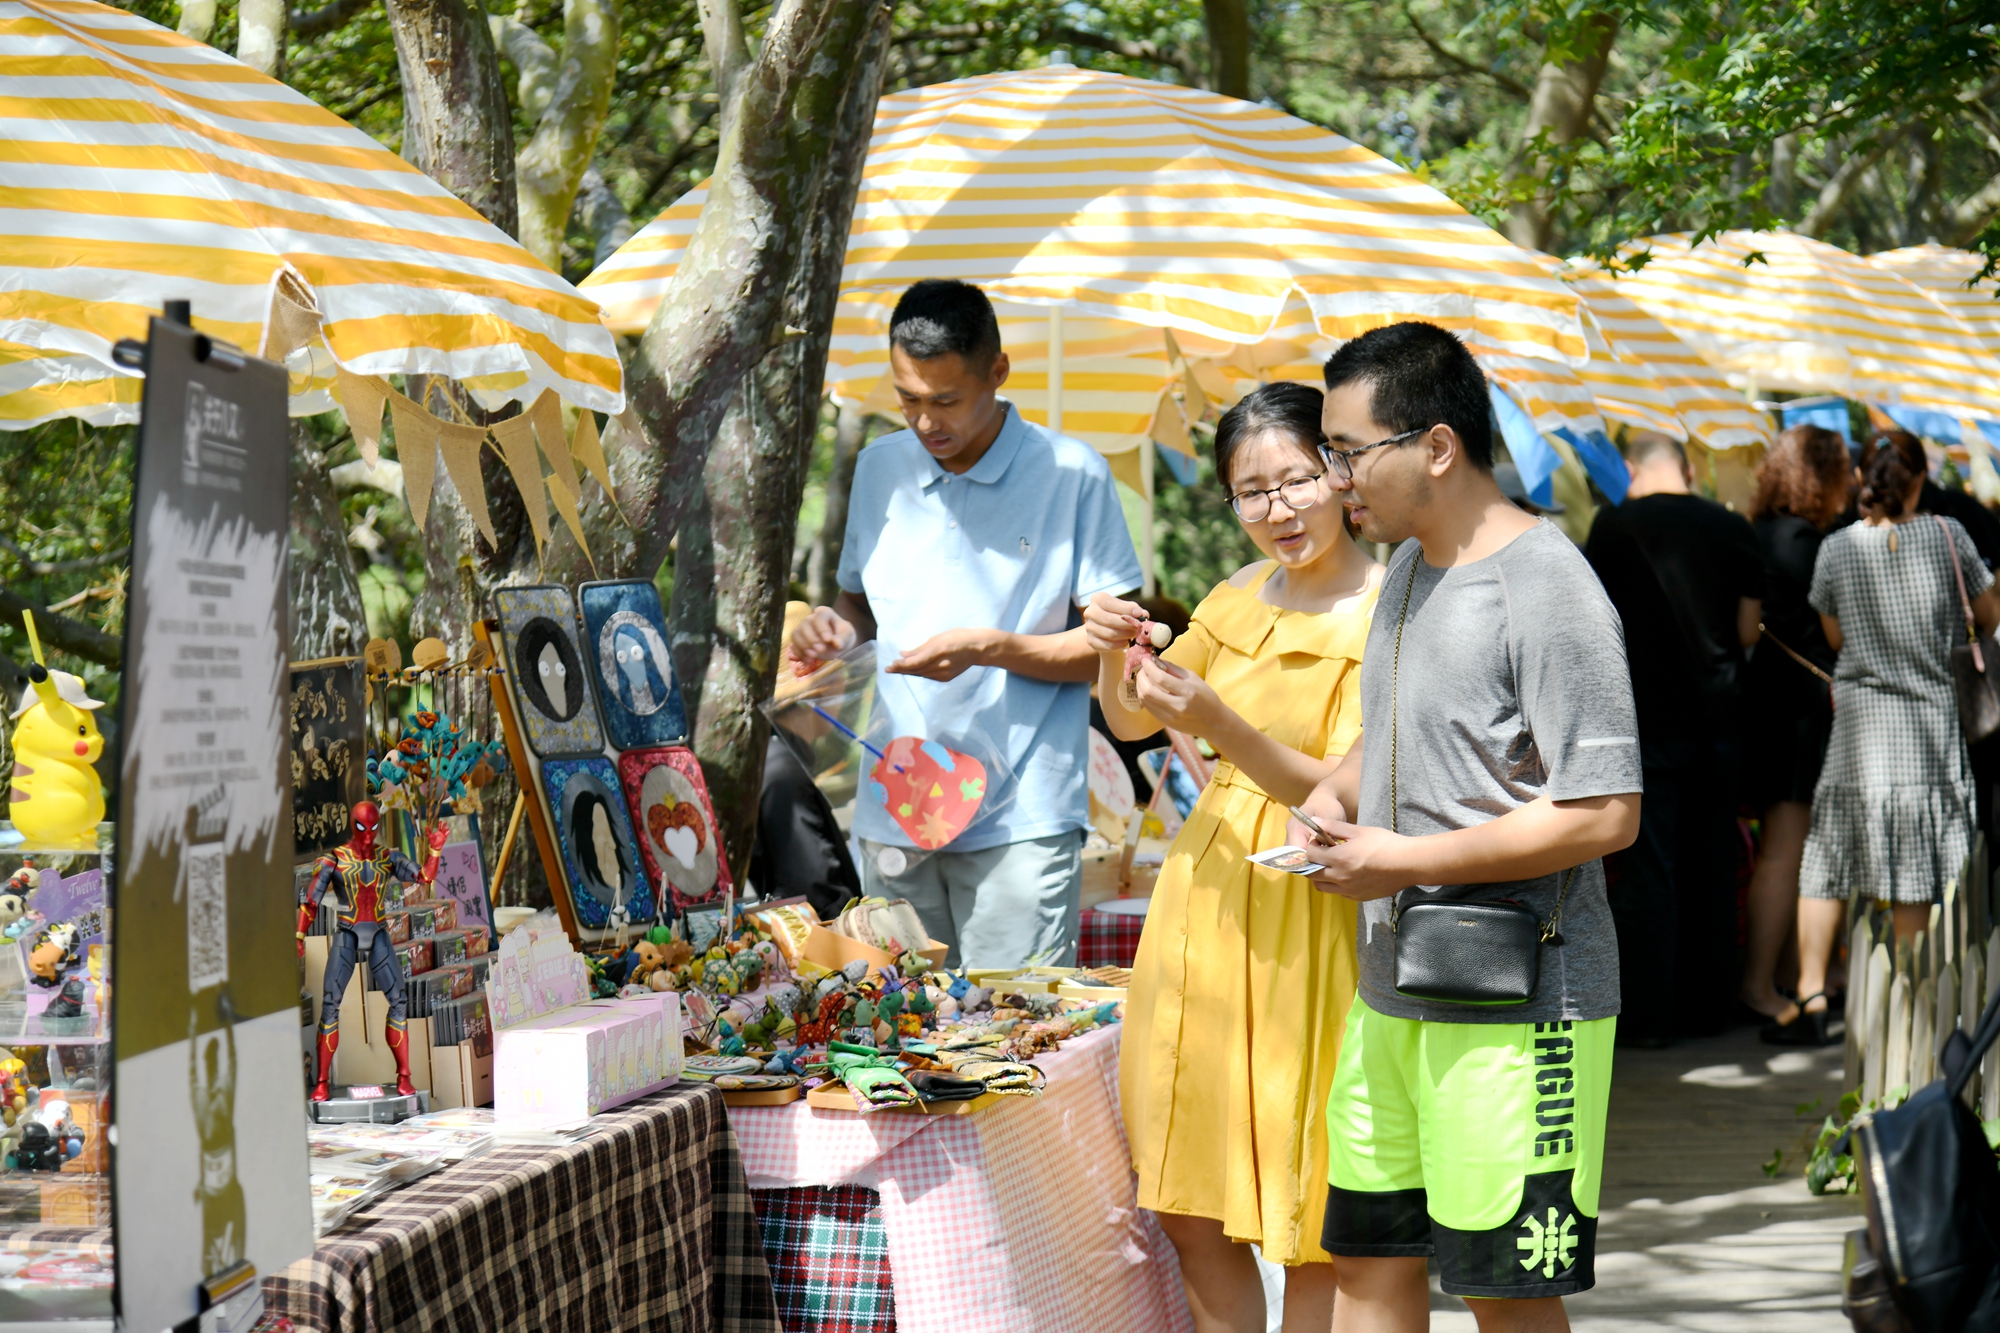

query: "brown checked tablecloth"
xmin=269 ymin=1082 xmax=780 ymax=1333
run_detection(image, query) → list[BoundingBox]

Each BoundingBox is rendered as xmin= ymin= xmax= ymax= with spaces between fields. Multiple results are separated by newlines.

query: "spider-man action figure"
xmin=296 ymin=802 xmax=447 ymax=1100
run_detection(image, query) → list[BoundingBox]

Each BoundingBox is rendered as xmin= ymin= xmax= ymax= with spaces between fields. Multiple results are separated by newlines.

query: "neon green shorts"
xmin=1321 ymin=996 xmax=1615 ymax=1297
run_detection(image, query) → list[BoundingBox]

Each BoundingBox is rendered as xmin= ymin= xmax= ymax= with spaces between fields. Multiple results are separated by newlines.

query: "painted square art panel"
xmin=542 ymin=757 xmax=657 ymax=930
xmin=619 ymin=746 xmax=732 ymax=910
xmin=493 ymin=585 xmax=604 ymax=758
xmin=579 ymin=580 xmax=688 ymax=750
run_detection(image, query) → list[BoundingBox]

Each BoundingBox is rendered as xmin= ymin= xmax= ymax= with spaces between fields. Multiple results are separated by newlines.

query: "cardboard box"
xmin=494 ymin=992 xmax=680 ymax=1127
xmin=333 ymin=978 xmax=434 ymax=1092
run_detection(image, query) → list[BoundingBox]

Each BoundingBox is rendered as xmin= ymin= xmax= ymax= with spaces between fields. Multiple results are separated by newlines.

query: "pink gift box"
xmin=494 ymin=993 xmax=681 ymax=1127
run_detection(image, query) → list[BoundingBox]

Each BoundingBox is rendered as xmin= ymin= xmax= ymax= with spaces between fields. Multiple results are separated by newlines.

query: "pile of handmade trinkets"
xmin=584 ymin=910 xmax=1122 ymax=1112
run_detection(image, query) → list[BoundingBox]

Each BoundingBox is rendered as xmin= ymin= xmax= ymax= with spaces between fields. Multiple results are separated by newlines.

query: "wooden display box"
xmin=429 ymin=1043 xmax=494 ymax=1110
xmin=58 ymin=1092 xmax=106 ymax=1174
xmin=720 ymin=1084 xmax=803 ymax=1108
xmin=39 ymin=1175 xmax=107 ymax=1226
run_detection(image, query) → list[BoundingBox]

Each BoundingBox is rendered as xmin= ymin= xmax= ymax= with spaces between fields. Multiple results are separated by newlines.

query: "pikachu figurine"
xmin=8 ymin=612 xmax=104 ymax=849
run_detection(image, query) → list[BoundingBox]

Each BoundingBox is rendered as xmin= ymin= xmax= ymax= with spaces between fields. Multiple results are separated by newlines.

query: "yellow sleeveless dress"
xmin=1122 ymin=560 xmax=1376 ymax=1265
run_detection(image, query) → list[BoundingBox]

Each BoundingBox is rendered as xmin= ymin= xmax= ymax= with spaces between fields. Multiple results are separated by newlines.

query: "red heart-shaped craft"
xmin=870 ymin=737 xmax=988 ymax=849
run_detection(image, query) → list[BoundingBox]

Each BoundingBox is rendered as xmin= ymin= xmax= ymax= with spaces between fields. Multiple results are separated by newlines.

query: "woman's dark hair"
xmin=1750 ymin=424 xmax=1850 ymax=525
xmin=1857 ymin=429 xmax=1927 ymax=519
xmin=1213 ymin=381 xmax=1326 ymax=489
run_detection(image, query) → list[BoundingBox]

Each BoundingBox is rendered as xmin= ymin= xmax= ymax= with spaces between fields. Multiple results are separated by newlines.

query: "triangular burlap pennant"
xmin=335 ymin=367 xmax=390 ymax=466
xmin=572 ymin=408 xmax=617 ymax=502
xmin=492 ymin=414 xmax=550 ymax=550
xmin=263 ymin=271 xmax=322 ymax=366
xmin=526 ymin=390 xmax=580 ymax=496
xmin=392 ymin=396 xmax=440 ymax=533
xmin=388 ymin=392 xmax=440 ymax=531
xmin=436 ymin=420 xmax=498 ymax=548
xmin=545 ymin=470 xmax=596 ymax=573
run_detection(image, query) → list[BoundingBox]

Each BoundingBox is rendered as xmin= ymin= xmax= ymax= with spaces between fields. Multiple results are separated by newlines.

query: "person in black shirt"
xmin=1740 ymin=426 xmax=1852 ymax=1022
xmin=1586 ymin=434 xmax=1764 ymax=1043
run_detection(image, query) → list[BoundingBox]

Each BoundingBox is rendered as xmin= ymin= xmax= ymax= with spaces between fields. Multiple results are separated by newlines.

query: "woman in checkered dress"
xmin=1767 ymin=432 xmax=2000 ymax=1045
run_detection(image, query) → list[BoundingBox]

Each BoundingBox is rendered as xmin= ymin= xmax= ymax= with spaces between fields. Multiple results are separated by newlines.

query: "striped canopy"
xmin=584 ymin=65 xmax=1586 ymax=362
xmin=1608 ymin=231 xmax=2000 ymax=425
xmin=0 ymin=0 xmax=623 ymax=428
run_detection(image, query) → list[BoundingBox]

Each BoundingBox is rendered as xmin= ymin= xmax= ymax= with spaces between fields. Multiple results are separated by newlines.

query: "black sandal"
xmin=1760 ymin=993 xmax=1836 ymax=1047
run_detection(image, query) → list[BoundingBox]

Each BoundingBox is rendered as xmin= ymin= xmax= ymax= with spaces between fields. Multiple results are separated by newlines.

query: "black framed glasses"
xmin=1228 ymin=473 xmax=1326 ymax=522
xmin=1321 ymin=424 xmax=1436 ymax=480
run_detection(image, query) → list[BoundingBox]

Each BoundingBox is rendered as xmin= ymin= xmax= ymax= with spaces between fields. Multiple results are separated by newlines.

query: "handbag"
xmin=1935 ymin=515 xmax=2000 ymax=746
xmin=1841 ymin=982 xmax=2000 ymax=1332
xmin=1382 ymin=557 xmax=1574 ymax=1006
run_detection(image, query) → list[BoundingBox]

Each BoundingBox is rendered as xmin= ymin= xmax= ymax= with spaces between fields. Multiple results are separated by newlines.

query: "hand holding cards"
xmin=1248 ymin=845 xmax=1323 ymax=875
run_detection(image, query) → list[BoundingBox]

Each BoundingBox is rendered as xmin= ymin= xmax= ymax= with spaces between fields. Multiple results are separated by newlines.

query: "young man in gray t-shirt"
xmin=1289 ymin=322 xmax=1641 ymax=1328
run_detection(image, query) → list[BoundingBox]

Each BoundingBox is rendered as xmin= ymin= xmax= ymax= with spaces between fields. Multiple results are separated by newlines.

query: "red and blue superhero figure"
xmin=295 ymin=802 xmax=448 ymax=1100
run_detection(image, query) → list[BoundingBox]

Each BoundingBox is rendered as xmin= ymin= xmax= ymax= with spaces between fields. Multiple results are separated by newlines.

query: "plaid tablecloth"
xmin=1080 ymin=907 xmax=1146 ymax=968
xmin=752 ymin=1186 xmax=894 ymax=1333
xmin=731 ymin=1024 xmax=1192 ymax=1333
xmin=271 ymin=1082 xmax=777 ymax=1333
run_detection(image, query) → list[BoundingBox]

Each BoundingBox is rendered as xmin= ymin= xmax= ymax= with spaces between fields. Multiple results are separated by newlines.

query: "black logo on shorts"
xmin=1533 ymin=1021 xmax=1575 ymax=1158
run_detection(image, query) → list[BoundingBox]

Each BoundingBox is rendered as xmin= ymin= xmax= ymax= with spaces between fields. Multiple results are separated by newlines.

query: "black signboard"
xmin=111 ymin=316 xmax=313 ymax=1331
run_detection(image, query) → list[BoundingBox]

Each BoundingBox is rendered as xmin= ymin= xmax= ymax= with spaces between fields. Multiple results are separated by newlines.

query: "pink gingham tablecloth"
xmin=728 ymin=1024 xmax=1194 ymax=1333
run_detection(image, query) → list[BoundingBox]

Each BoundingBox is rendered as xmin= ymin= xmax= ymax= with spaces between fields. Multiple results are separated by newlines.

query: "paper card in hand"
xmin=619 ymin=746 xmax=732 ymax=910
xmin=579 ymin=580 xmax=688 ymax=750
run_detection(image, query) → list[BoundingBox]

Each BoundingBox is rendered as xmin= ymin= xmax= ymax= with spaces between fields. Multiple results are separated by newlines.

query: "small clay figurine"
xmin=28 ymin=922 xmax=78 ymax=988
xmin=7 ymin=612 xmax=105 ymax=848
xmin=0 ymin=866 xmax=33 ymax=933
xmin=296 ymin=802 xmax=446 ymax=1100
xmin=1116 ymin=617 xmax=1174 ymax=710
xmin=44 ymin=976 xmax=85 ymax=1018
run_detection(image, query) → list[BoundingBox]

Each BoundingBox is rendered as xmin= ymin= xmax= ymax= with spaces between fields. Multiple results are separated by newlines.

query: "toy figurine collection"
xmin=297 ymin=802 xmax=448 ymax=1100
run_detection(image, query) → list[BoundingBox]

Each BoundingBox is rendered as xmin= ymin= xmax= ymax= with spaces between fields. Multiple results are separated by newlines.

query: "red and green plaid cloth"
xmin=1080 ymin=908 xmax=1145 ymax=968
xmin=752 ymin=1186 xmax=894 ymax=1333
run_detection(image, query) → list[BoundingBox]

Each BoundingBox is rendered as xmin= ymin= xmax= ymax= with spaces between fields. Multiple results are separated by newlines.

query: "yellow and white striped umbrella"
xmin=1608 ymin=231 xmax=2000 ymax=423
xmin=584 ymin=65 xmax=1585 ymax=362
xmin=1561 ymin=267 xmax=1771 ymax=450
xmin=0 ymin=0 xmax=623 ymax=429
xmin=1867 ymin=245 xmax=2000 ymax=360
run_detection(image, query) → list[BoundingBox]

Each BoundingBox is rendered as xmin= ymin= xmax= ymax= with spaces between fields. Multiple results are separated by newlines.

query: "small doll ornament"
xmin=1117 ymin=617 xmax=1175 ymax=710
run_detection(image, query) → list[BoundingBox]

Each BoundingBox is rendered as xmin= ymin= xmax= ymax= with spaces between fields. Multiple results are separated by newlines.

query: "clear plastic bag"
xmin=760 ymin=641 xmax=1018 ymax=876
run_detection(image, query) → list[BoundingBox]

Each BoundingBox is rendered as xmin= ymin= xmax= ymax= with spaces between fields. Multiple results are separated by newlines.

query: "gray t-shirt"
xmin=1355 ymin=522 xmax=1641 ymax=1024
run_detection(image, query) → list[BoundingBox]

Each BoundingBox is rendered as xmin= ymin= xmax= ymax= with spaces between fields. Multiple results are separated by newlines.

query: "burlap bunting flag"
xmin=436 ymin=419 xmax=498 ymax=548
xmin=491 ymin=414 xmax=550 ymax=550
xmin=334 ymin=367 xmax=389 ymax=467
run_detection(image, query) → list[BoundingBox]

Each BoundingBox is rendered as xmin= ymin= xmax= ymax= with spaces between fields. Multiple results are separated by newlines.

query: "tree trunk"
xmin=492 ymin=0 xmax=621 ymax=269
xmin=237 ymin=0 xmax=286 ymax=77
xmin=670 ymin=2 xmax=893 ymax=880
xmin=1502 ymin=15 xmax=1617 ymax=252
xmin=539 ymin=0 xmax=895 ymax=590
xmin=1202 ymin=0 xmax=1250 ymax=99
xmin=386 ymin=0 xmax=519 ymax=238
xmin=288 ymin=424 xmax=368 ymax=660
xmin=807 ymin=403 xmax=866 ymax=609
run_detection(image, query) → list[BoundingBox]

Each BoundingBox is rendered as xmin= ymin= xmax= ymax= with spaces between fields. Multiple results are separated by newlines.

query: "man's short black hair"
xmin=889 ymin=280 xmax=1002 ymax=369
xmin=1321 ymin=322 xmax=1494 ymax=471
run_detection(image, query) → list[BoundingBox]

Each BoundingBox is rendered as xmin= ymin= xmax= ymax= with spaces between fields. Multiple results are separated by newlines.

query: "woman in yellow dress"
xmin=1088 ymin=382 xmax=1381 ymax=1333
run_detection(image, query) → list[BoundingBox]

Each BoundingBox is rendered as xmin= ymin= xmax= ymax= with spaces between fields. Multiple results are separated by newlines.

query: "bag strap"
xmin=1759 ymin=624 xmax=1835 ymax=685
xmin=1932 ymin=514 xmax=1984 ymax=672
xmin=1384 ymin=554 xmax=1576 ymax=939
xmin=1948 ymin=980 xmax=2000 ymax=1101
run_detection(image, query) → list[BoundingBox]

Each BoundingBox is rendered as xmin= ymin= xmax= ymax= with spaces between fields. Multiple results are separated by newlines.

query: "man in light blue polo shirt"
xmin=791 ymin=280 xmax=1142 ymax=968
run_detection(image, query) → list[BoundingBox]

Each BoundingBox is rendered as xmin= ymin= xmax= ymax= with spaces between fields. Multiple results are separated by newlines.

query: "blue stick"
xmin=809 ymin=704 xmax=904 ymax=772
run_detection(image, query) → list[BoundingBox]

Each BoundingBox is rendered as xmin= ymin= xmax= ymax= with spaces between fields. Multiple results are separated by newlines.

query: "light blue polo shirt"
xmin=838 ymin=402 xmax=1143 ymax=852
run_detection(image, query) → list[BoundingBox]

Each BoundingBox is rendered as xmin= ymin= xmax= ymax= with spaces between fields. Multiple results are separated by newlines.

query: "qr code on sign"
xmin=185 ymin=843 xmax=229 ymax=990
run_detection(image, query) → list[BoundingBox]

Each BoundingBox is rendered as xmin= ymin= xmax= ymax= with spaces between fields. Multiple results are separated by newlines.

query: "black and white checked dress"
xmin=1800 ymin=515 xmax=1992 ymax=904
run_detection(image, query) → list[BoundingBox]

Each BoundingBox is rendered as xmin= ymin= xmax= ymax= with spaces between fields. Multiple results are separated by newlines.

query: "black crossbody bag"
xmin=1385 ymin=557 xmax=1574 ymax=1006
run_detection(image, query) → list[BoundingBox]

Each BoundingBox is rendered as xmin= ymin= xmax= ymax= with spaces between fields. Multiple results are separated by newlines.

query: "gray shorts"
xmin=857 ymin=830 xmax=1084 ymax=970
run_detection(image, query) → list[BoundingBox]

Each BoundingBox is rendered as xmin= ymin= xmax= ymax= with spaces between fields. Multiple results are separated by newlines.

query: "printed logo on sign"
xmin=1532 ymin=1020 xmax=1576 ymax=1157
xmin=1517 ymin=1207 xmax=1579 ymax=1279
xmin=185 ymin=841 xmax=229 ymax=990
xmin=182 ymin=382 xmax=247 ymax=493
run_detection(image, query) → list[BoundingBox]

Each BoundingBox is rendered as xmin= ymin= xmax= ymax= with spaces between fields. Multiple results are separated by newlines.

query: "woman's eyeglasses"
xmin=1228 ymin=474 xmax=1326 ymax=522
xmin=1321 ymin=424 xmax=1435 ymax=480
